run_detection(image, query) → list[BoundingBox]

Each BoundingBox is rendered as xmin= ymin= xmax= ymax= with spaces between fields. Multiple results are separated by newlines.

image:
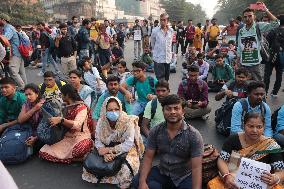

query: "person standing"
xmin=0 ymin=13 xmax=27 ymax=90
xmin=116 ymin=23 xmax=126 ymax=50
xmin=104 ymin=20 xmax=116 ymax=39
xmin=207 ymin=18 xmax=220 ymax=49
xmin=222 ymin=18 xmax=239 ymax=42
xmin=151 ymin=13 xmax=174 ymax=81
xmin=176 ymin=21 xmax=185 ymax=55
xmin=193 ymin=23 xmax=203 ymax=52
xmin=37 ymin=22 xmax=60 ymax=77
xmin=264 ymin=14 xmax=284 ymax=97
xmin=68 ymin=16 xmax=80 ymax=38
xmin=184 ymin=19 xmax=195 ymax=54
xmin=237 ymin=4 xmax=279 ymax=81
xmin=141 ymin=19 xmax=151 ymax=50
xmin=132 ymin=94 xmax=204 ymax=189
xmin=133 ymin=19 xmax=143 ymax=60
xmin=55 ymin=23 xmax=77 ymax=76
xmin=77 ymin=19 xmax=92 ymax=61
xmin=203 ymin=19 xmax=210 ymax=52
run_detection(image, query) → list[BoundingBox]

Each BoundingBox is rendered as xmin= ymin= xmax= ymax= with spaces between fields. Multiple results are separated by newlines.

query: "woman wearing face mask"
xmin=82 ymin=97 xmax=144 ymax=189
xmin=39 ymin=84 xmax=93 ymax=164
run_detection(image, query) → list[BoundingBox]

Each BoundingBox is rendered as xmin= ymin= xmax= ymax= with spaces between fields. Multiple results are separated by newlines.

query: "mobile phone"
xmin=249 ymin=3 xmax=265 ymax=11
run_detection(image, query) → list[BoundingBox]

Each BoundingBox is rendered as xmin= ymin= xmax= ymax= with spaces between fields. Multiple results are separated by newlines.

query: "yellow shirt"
xmin=39 ymin=81 xmax=66 ymax=100
xmin=90 ymin=24 xmax=99 ymax=40
xmin=208 ymin=25 xmax=220 ymax=41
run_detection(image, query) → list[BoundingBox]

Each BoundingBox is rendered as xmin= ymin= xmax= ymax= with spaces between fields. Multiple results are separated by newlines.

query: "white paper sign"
xmin=134 ymin=30 xmax=142 ymax=41
xmin=236 ymin=157 xmax=271 ymax=189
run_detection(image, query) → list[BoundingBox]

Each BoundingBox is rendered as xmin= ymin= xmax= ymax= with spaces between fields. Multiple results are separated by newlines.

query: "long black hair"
xmin=24 ymin=83 xmax=42 ymax=103
xmin=60 ymin=84 xmax=82 ymax=101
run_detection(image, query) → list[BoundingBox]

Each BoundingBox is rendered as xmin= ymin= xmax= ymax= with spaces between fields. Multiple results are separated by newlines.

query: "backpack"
xmin=215 ymin=98 xmax=239 ymax=136
xmin=150 ymin=98 xmax=158 ymax=119
xmin=271 ymin=107 xmax=282 ymax=132
xmin=256 ymin=24 xmax=271 ymax=62
xmin=0 ymin=124 xmax=32 ymax=164
xmin=37 ymin=98 xmax=67 ymax=145
xmin=181 ymin=79 xmax=204 ymax=98
xmin=202 ymin=144 xmax=219 ymax=185
xmin=17 ymin=32 xmax=33 ymax=58
xmin=40 ymin=80 xmax=63 ymax=96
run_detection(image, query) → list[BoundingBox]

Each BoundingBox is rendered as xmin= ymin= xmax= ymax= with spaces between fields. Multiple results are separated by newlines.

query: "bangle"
xmin=223 ymin=173 xmax=232 ymax=180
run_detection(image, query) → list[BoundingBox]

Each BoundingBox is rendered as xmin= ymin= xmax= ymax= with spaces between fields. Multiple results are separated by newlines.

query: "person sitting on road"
xmin=120 ymin=61 xmax=157 ymax=116
xmin=0 ymin=77 xmax=26 ymax=135
xmin=116 ymin=60 xmax=132 ymax=84
xmin=177 ymin=65 xmax=211 ymax=120
xmin=17 ymin=84 xmax=44 ymax=153
xmin=184 ymin=46 xmax=197 ymax=65
xmin=193 ymin=52 xmax=209 ymax=81
xmin=141 ymin=79 xmax=170 ymax=139
xmin=82 ymin=97 xmax=144 ymax=189
xmin=39 ymin=71 xmax=66 ymax=101
xmin=231 ymin=81 xmax=272 ymax=137
xmin=208 ymin=54 xmax=234 ymax=92
xmin=68 ymin=70 xmax=96 ymax=109
xmin=39 ymin=84 xmax=93 ymax=164
xmin=93 ymin=76 xmax=130 ymax=127
xmin=80 ymin=56 xmax=106 ymax=97
xmin=111 ymin=41 xmax=124 ymax=66
xmin=215 ymin=67 xmax=249 ymax=101
xmin=141 ymin=46 xmax=154 ymax=72
xmin=208 ymin=112 xmax=284 ymax=189
xmin=272 ymin=105 xmax=284 ymax=147
xmin=132 ymin=94 xmax=204 ymax=189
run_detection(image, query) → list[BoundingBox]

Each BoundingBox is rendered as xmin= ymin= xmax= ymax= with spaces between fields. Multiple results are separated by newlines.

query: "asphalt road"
xmin=5 ymin=40 xmax=284 ymax=189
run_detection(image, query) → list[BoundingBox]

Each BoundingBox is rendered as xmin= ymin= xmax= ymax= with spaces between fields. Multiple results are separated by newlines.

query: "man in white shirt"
xmin=104 ymin=19 xmax=116 ymax=39
xmin=151 ymin=13 xmax=174 ymax=81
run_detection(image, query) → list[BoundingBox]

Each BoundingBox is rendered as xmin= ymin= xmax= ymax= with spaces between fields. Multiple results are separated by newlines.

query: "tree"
xmin=0 ymin=0 xmax=50 ymax=25
xmin=160 ymin=0 xmax=207 ymax=24
xmin=115 ymin=0 xmax=141 ymax=15
xmin=214 ymin=0 xmax=284 ymax=25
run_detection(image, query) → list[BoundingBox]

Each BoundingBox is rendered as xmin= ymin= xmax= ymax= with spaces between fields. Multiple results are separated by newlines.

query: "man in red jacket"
xmin=184 ymin=19 xmax=195 ymax=54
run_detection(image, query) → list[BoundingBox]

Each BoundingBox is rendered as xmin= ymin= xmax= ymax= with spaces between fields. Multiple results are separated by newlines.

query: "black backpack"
xmin=150 ymin=98 xmax=158 ymax=120
xmin=271 ymin=107 xmax=282 ymax=132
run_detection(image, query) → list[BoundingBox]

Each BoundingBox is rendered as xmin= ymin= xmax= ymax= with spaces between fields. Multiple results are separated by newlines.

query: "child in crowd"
xmin=116 ymin=60 xmax=132 ymax=84
xmin=111 ymin=41 xmax=124 ymax=66
xmin=208 ymin=54 xmax=234 ymax=92
xmin=141 ymin=46 xmax=154 ymax=72
xmin=215 ymin=67 xmax=249 ymax=101
xmin=80 ymin=56 xmax=106 ymax=97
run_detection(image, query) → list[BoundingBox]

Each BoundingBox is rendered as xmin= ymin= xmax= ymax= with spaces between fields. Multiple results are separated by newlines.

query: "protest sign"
xmin=236 ymin=157 xmax=271 ymax=189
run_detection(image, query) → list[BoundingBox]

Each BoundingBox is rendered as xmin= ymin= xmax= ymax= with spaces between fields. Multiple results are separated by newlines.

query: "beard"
xmin=165 ymin=116 xmax=183 ymax=124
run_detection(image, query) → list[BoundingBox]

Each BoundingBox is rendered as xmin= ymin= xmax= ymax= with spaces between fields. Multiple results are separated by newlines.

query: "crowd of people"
xmin=0 ymin=1 xmax=284 ymax=189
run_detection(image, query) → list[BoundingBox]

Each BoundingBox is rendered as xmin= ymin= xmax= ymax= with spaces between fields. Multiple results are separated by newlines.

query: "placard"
xmin=134 ymin=30 xmax=142 ymax=41
xmin=236 ymin=157 xmax=271 ymax=189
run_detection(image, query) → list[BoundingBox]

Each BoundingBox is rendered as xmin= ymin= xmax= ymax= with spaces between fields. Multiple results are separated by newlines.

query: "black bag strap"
xmin=255 ymin=23 xmax=262 ymax=41
xmin=151 ymin=98 xmax=158 ymax=119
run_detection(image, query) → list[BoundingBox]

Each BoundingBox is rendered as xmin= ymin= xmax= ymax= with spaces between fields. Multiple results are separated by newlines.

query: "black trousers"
xmin=176 ymin=38 xmax=184 ymax=54
xmin=154 ymin=62 xmax=170 ymax=81
xmin=183 ymin=38 xmax=194 ymax=54
xmin=264 ymin=57 xmax=283 ymax=95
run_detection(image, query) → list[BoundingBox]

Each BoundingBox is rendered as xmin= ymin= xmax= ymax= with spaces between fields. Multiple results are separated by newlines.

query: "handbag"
xmin=83 ymin=142 xmax=133 ymax=179
xmin=202 ymin=144 xmax=219 ymax=185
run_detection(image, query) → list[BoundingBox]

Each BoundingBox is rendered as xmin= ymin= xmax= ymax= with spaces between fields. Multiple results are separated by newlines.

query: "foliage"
xmin=213 ymin=0 xmax=284 ymax=25
xmin=0 ymin=0 xmax=50 ymax=25
xmin=160 ymin=0 xmax=207 ymax=24
xmin=115 ymin=0 xmax=141 ymax=16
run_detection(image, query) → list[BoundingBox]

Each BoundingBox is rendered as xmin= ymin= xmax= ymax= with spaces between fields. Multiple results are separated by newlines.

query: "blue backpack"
xmin=0 ymin=124 xmax=32 ymax=164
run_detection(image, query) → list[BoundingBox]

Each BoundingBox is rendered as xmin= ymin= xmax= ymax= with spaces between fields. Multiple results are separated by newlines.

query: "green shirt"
xmin=237 ymin=20 xmax=279 ymax=66
xmin=143 ymin=99 xmax=165 ymax=129
xmin=126 ymin=76 xmax=157 ymax=103
xmin=212 ymin=64 xmax=234 ymax=82
xmin=0 ymin=91 xmax=26 ymax=124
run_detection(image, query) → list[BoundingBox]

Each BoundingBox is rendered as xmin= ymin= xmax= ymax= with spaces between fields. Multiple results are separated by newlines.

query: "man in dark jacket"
xmin=77 ymin=19 xmax=92 ymax=61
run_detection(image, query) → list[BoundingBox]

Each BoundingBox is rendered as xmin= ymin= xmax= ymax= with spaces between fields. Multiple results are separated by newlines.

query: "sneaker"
xmin=270 ymin=93 xmax=278 ymax=98
xmin=37 ymin=71 xmax=44 ymax=77
xmin=201 ymin=114 xmax=209 ymax=120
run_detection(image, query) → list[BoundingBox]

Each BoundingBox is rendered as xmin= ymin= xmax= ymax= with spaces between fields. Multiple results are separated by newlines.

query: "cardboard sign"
xmin=236 ymin=157 xmax=271 ymax=189
xmin=134 ymin=30 xmax=142 ymax=41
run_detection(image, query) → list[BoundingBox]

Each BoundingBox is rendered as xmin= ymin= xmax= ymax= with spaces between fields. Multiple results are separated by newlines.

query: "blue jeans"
xmin=131 ymin=166 xmax=192 ymax=189
xmin=274 ymin=133 xmax=284 ymax=147
xmin=131 ymin=101 xmax=147 ymax=116
xmin=79 ymin=49 xmax=89 ymax=61
xmin=41 ymin=48 xmax=60 ymax=73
